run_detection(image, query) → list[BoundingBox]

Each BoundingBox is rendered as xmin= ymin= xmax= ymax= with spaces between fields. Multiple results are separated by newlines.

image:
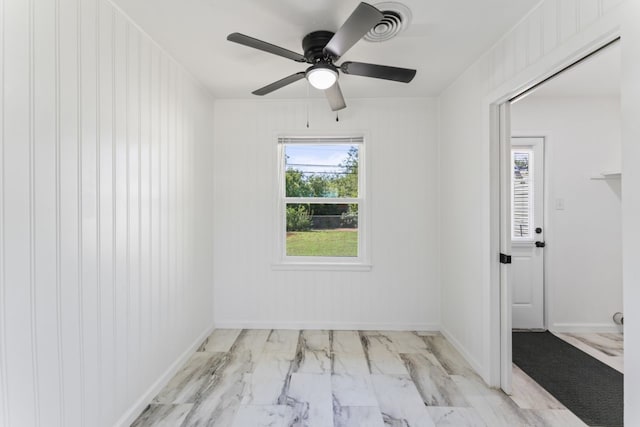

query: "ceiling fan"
xmin=227 ymin=2 xmax=417 ymax=111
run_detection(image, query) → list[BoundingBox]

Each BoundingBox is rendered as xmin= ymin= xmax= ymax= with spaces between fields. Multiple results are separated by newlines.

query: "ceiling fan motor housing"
xmin=302 ymin=31 xmax=336 ymax=63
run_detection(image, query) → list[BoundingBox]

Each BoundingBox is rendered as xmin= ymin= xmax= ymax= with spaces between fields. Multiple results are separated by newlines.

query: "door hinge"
xmin=500 ymin=253 xmax=512 ymax=264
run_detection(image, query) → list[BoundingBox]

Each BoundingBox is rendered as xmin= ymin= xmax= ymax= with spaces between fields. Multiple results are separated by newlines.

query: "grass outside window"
xmin=286 ymin=229 xmax=358 ymax=257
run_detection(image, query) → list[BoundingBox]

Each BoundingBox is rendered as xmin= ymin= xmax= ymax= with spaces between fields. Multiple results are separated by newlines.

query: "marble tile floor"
xmin=132 ymin=329 xmax=587 ymax=427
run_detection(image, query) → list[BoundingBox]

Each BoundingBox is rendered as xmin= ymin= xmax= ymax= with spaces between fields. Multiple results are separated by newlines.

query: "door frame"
xmin=498 ymin=103 xmax=513 ymax=393
xmin=491 ymin=34 xmax=622 ymax=393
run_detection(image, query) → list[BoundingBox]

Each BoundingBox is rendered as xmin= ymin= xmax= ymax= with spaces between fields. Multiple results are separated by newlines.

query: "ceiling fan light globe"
xmin=307 ymin=67 xmax=338 ymax=90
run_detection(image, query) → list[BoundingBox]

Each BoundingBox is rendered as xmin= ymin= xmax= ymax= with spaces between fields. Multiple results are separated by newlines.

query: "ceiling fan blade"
xmin=340 ymin=61 xmax=417 ymax=83
xmin=227 ymin=32 xmax=307 ymax=63
xmin=325 ymin=81 xmax=346 ymax=111
xmin=324 ymin=2 xmax=383 ymax=59
xmin=252 ymin=72 xmax=306 ymax=96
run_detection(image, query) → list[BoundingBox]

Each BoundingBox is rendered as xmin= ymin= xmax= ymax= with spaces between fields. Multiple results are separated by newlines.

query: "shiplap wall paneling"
xmin=526 ymin=7 xmax=543 ymax=65
xmin=489 ymin=0 xmax=626 ymax=91
xmin=4 ymin=1 xmax=39 ymax=426
xmin=0 ymin=0 xmax=214 ymax=426
xmin=33 ymin=0 xmax=62 ymax=425
xmin=0 ymin=0 xmax=4 ymax=417
xmin=61 ymin=0 xmax=83 ymax=425
xmin=212 ymin=98 xmax=439 ymax=330
xmin=80 ymin=0 xmax=100 ymax=423
xmin=0 ymin=0 xmax=4 ymax=421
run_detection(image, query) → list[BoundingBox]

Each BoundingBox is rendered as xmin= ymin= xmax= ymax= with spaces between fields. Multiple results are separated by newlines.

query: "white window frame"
xmin=273 ymin=135 xmax=371 ymax=271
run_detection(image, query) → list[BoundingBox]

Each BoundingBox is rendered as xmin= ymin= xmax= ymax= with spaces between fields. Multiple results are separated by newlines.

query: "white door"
xmin=511 ymin=137 xmax=545 ymax=330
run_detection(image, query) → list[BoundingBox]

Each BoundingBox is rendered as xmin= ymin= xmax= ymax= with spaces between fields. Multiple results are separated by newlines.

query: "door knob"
xmin=535 ymin=241 xmax=546 ymax=248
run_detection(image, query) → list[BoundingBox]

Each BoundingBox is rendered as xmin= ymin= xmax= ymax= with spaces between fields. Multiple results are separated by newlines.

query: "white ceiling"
xmin=525 ymin=42 xmax=621 ymax=99
xmin=113 ymin=0 xmax=539 ymax=99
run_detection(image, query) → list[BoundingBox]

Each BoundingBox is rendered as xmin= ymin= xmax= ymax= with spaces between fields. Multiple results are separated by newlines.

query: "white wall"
xmin=0 ymin=1 xmax=214 ymax=426
xmin=213 ymin=98 xmax=439 ymax=331
xmin=438 ymin=0 xmax=640 ymax=423
xmin=512 ymin=95 xmax=622 ymax=332
xmin=438 ymin=57 xmax=491 ymax=375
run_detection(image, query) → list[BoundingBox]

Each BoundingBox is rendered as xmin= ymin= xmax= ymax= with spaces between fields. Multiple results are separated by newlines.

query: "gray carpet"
xmin=512 ymin=331 xmax=623 ymax=427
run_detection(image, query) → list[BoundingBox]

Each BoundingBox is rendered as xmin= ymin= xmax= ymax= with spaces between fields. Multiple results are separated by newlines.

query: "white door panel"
xmin=511 ymin=138 xmax=545 ymax=330
xmin=512 ymin=256 xmax=534 ymax=304
xmin=512 ymin=243 xmax=544 ymax=328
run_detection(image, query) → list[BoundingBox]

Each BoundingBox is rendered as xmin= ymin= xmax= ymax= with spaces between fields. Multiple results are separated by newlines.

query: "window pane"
xmin=286 ymin=203 xmax=358 ymax=257
xmin=512 ymin=150 xmax=532 ymax=239
xmin=285 ymin=144 xmax=358 ymax=198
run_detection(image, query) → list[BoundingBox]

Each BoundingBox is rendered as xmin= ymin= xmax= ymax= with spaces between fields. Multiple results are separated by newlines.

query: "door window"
xmin=512 ymin=149 xmax=534 ymax=240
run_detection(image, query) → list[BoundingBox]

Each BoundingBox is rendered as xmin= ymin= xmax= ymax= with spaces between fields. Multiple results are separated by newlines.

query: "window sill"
xmin=271 ymin=262 xmax=372 ymax=272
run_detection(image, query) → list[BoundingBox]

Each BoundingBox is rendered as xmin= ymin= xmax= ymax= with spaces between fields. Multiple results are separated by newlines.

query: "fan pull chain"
xmin=306 ymin=81 xmax=310 ymax=128
xmin=336 ymin=112 xmax=339 ymax=122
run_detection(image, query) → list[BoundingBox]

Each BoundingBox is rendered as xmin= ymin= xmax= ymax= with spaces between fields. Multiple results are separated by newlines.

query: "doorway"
xmin=511 ymin=137 xmax=545 ymax=330
xmin=499 ymin=40 xmax=624 ymax=425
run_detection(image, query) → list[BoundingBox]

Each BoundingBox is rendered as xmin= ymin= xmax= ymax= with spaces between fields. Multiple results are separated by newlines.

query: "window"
xmin=276 ymin=136 xmax=368 ymax=268
xmin=512 ymin=148 xmax=534 ymax=240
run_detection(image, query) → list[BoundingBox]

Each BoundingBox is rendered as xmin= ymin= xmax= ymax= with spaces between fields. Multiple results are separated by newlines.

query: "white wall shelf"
xmin=591 ymin=172 xmax=622 ymax=180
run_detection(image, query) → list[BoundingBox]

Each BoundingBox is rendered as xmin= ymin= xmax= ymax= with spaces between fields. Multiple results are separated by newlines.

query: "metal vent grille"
xmin=364 ymin=2 xmax=412 ymax=42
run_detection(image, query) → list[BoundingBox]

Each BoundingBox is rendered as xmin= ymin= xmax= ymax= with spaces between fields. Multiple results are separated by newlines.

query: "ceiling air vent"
xmin=364 ymin=2 xmax=412 ymax=42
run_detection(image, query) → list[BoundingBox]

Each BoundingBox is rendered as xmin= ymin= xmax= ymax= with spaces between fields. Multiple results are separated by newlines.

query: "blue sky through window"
xmin=285 ymin=144 xmax=356 ymax=175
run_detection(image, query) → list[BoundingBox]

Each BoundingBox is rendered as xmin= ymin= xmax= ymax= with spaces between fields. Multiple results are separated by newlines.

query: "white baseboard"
xmin=550 ymin=323 xmax=623 ymax=333
xmin=440 ymin=327 xmax=484 ymax=378
xmin=114 ymin=324 xmax=215 ymax=427
xmin=212 ymin=320 xmax=440 ymax=332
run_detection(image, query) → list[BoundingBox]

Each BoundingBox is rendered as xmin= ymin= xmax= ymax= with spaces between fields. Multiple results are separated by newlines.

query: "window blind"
xmin=278 ymin=136 xmax=364 ymax=145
